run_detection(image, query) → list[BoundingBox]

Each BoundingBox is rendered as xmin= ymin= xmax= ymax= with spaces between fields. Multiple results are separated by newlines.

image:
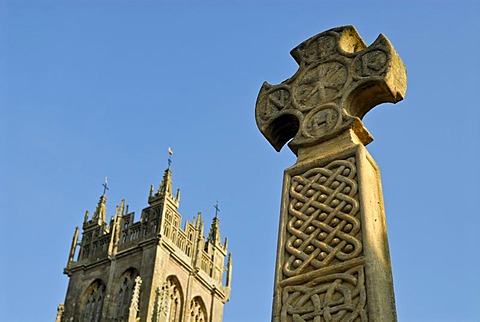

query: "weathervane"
xmin=167 ymin=147 xmax=173 ymax=169
xmin=102 ymin=176 xmax=109 ymax=195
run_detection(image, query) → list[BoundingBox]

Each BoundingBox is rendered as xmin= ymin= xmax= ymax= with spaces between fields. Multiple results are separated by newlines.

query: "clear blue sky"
xmin=1 ymin=1 xmax=479 ymax=321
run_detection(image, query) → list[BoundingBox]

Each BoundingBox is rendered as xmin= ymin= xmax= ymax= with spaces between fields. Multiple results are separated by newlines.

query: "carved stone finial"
xmin=255 ymin=25 xmax=407 ymax=155
xmin=208 ymin=214 xmax=222 ymax=246
xmin=67 ymin=227 xmax=79 ymax=267
xmin=55 ymin=304 xmax=64 ymax=322
xmin=158 ymin=169 xmax=173 ymax=196
xmin=128 ymin=276 xmax=142 ymax=322
xmin=92 ymin=194 xmax=107 ymax=223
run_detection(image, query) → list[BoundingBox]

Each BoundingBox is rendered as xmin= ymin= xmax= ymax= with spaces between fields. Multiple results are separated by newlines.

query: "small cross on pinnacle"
xmin=167 ymin=147 xmax=173 ymax=169
xmin=214 ymin=201 xmax=220 ymax=218
xmin=102 ymin=176 xmax=109 ymax=195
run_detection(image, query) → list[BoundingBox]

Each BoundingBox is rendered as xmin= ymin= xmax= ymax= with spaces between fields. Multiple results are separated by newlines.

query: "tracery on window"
xmin=157 ymin=276 xmax=183 ymax=322
xmin=189 ymin=296 xmax=207 ymax=322
xmin=114 ymin=268 xmax=139 ymax=322
xmin=82 ymin=280 xmax=106 ymax=322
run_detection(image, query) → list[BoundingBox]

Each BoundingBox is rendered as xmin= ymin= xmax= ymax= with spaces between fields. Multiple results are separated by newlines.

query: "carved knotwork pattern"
xmin=282 ymin=265 xmax=367 ymax=321
xmin=284 ymin=157 xmax=362 ymax=277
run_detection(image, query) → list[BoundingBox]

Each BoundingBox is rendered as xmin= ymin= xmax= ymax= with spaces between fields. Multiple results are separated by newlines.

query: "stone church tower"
xmin=57 ymin=166 xmax=232 ymax=322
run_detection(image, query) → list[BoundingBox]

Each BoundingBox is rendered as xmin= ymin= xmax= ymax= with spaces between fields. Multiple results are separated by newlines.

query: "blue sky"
xmin=1 ymin=1 xmax=479 ymax=321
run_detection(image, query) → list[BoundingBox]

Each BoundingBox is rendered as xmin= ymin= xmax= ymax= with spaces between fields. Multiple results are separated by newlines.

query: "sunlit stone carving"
xmin=255 ymin=25 xmax=407 ymax=322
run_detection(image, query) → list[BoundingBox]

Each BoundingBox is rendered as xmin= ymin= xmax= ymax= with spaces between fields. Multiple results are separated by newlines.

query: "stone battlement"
xmin=66 ymin=167 xmax=231 ymax=289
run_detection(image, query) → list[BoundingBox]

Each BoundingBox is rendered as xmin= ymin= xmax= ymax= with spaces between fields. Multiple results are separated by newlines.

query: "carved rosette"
xmin=255 ymin=25 xmax=407 ymax=154
xmin=278 ymin=156 xmax=367 ymax=321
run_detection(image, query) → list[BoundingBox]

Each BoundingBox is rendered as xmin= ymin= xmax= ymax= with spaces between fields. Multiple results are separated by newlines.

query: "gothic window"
xmin=114 ymin=268 xmax=139 ymax=322
xmin=157 ymin=276 xmax=183 ymax=322
xmin=189 ymin=297 xmax=207 ymax=322
xmin=82 ymin=245 xmax=90 ymax=259
xmin=82 ymin=280 xmax=106 ymax=322
xmin=164 ymin=223 xmax=170 ymax=238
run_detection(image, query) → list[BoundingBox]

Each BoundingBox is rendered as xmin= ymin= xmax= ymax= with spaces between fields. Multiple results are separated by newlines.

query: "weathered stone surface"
xmin=255 ymin=25 xmax=406 ymax=155
xmin=256 ymin=26 xmax=406 ymax=322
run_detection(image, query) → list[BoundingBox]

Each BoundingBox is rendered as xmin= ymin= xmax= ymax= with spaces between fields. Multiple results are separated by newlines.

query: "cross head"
xmin=255 ymin=25 xmax=407 ymax=155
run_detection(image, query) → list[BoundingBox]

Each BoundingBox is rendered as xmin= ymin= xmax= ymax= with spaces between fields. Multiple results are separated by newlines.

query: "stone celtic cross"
xmin=255 ymin=26 xmax=406 ymax=321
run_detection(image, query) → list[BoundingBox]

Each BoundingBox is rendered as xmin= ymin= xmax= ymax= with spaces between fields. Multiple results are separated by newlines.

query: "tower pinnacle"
xmin=158 ymin=147 xmax=174 ymax=196
xmin=208 ymin=203 xmax=222 ymax=246
xmin=92 ymin=194 xmax=107 ymax=224
xmin=157 ymin=168 xmax=173 ymax=196
xmin=149 ymin=148 xmax=180 ymax=207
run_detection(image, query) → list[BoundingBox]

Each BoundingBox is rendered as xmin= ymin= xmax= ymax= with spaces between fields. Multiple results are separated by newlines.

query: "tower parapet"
xmin=60 ymin=165 xmax=231 ymax=322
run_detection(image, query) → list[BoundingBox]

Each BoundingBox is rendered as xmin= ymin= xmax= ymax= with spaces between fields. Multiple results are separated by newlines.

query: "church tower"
xmin=57 ymin=164 xmax=232 ymax=322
